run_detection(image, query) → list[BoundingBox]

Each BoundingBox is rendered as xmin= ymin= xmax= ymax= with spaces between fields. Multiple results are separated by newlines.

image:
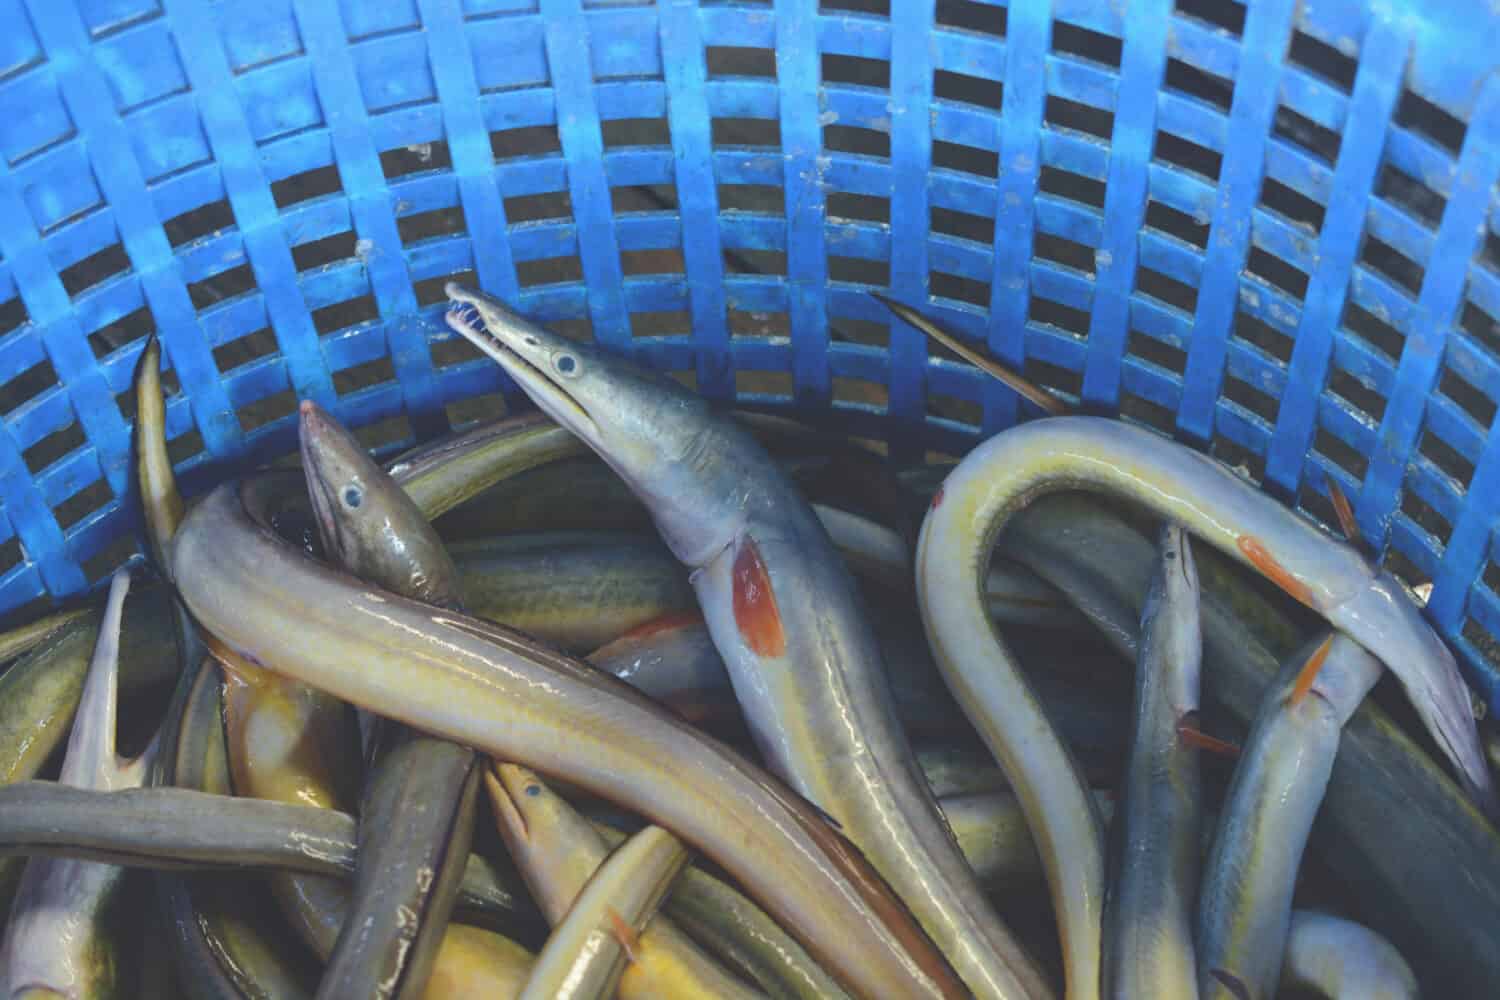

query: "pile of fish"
xmin=0 ymin=282 xmax=1494 ymax=998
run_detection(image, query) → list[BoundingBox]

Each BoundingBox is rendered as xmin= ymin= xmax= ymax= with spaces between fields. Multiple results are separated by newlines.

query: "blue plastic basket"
xmin=2 ymin=0 xmax=1500 ymax=707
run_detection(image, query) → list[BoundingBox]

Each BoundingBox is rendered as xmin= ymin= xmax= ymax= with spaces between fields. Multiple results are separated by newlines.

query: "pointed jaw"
xmin=483 ymin=763 xmax=532 ymax=846
xmin=297 ymin=400 xmax=347 ymax=560
xmin=443 ymin=284 xmax=598 ymax=444
xmin=296 ymin=399 xmax=392 ymax=570
xmin=442 ymin=283 xmax=732 ymax=569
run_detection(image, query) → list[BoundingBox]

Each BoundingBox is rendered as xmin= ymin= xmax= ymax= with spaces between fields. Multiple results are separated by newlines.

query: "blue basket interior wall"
xmin=2 ymin=0 xmax=1500 ymax=706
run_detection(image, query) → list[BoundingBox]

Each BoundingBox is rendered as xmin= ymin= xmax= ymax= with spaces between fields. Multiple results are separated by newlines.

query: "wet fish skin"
xmin=1197 ymin=635 xmax=1382 ymax=1000
xmin=594 ymin=818 xmax=848 ymax=1000
xmin=301 ymin=400 xmax=462 ymax=612
xmin=921 ymin=417 xmax=1490 ymax=813
xmin=445 ymin=282 xmax=1040 ymax=1000
xmin=1103 ymin=525 xmax=1202 ymax=999
xmin=153 ymin=647 xmax=319 ymax=1000
xmin=1 ymin=572 xmax=149 ymax=1000
xmin=1279 ymin=912 xmax=1417 ymax=1000
xmin=0 ymin=607 xmax=94 ymax=667
xmin=384 ymin=411 xmax=583 ymax=521
xmin=914 ymin=418 xmax=1495 ymax=998
xmin=486 ymin=763 xmax=763 ymax=1000
xmin=134 ymin=336 xmax=185 ymax=573
xmin=517 ymin=824 xmax=687 ymax=1000
xmin=453 ymin=533 xmax=693 ymax=654
xmin=992 ymin=494 xmax=1495 ymax=993
xmin=302 ymin=402 xmax=469 ymax=994
xmin=0 ymin=591 xmax=177 ymax=923
xmin=169 ymin=472 xmax=966 ymax=1000
xmin=0 ymin=782 xmax=516 ymax=916
xmin=0 ymin=592 xmax=176 ymax=789
xmin=301 ymin=400 xmax=515 ymax=1000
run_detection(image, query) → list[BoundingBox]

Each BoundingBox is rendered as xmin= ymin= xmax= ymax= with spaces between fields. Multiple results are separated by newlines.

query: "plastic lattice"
xmin=2 ymin=0 xmax=1500 ymax=708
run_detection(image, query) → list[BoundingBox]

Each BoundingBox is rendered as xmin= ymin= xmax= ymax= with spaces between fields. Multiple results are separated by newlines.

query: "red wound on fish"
xmin=732 ymin=537 xmax=786 ymax=657
xmin=606 ymin=907 xmax=642 ymax=963
xmin=1236 ymin=534 xmax=1315 ymax=608
xmin=931 ymin=486 xmax=944 ymax=510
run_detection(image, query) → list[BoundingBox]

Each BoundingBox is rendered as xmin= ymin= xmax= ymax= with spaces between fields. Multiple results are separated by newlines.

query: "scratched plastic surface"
xmin=1 ymin=0 xmax=1500 ymax=709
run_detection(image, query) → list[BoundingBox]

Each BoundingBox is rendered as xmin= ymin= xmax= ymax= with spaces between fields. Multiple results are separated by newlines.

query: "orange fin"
xmin=615 ymin=610 xmax=704 ymax=644
xmin=1209 ymin=968 xmax=1252 ymax=1000
xmin=872 ymin=292 xmax=1068 ymax=415
xmin=1289 ymin=634 xmax=1335 ymax=707
xmin=1236 ymin=534 xmax=1315 ymax=608
xmin=606 ymin=906 xmax=641 ymax=964
xmin=1177 ymin=720 xmax=1242 ymax=758
xmin=732 ymin=537 xmax=787 ymax=657
xmin=1327 ymin=478 xmax=1360 ymax=544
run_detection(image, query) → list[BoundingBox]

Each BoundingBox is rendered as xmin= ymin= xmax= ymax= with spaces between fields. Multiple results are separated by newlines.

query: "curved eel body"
xmin=155 ymin=648 xmax=316 ymax=1000
xmin=915 ymin=416 xmax=1494 ymax=998
xmin=919 ymin=417 xmax=1488 ymax=809
xmin=169 ymin=475 xmax=965 ymax=1000
xmin=996 ymin=492 xmax=1500 ymax=996
xmin=444 ymin=283 xmax=1046 ymax=999
xmin=0 ymin=593 xmax=175 ymax=789
xmin=0 ymin=572 xmax=149 ymax=1000
xmin=300 ymin=401 xmax=482 ymax=1000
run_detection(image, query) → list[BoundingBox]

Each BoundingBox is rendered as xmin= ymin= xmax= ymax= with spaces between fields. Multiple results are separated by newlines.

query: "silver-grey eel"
xmin=0 ymin=571 xmax=153 ymax=999
xmin=1103 ymin=524 xmax=1202 ymax=998
xmin=1279 ymin=911 xmax=1417 ymax=999
xmin=1197 ymin=633 xmax=1382 ymax=1000
xmin=913 ymin=415 xmax=1493 ymax=998
xmin=444 ymin=282 xmax=1049 ymax=1000
xmin=300 ymin=399 xmax=491 ymax=1000
xmin=167 ymin=472 xmax=965 ymax=1000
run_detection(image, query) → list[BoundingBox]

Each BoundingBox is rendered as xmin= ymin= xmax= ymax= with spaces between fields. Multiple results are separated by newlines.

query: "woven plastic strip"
xmin=0 ymin=0 xmax=1498 ymax=714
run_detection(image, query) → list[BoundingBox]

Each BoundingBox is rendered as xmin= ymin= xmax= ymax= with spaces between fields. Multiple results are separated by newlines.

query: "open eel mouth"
xmin=442 ymin=293 xmax=596 ymax=437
